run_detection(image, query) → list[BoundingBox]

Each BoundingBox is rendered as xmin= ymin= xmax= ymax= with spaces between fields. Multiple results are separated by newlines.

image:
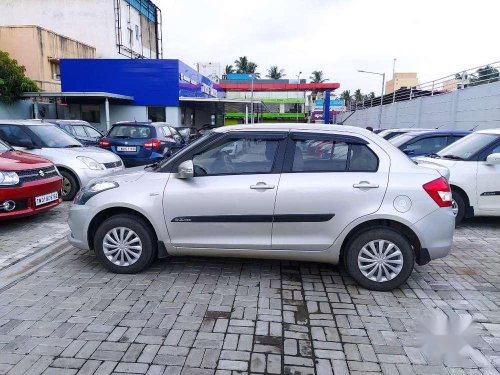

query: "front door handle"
xmin=353 ymin=181 xmax=379 ymax=189
xmin=250 ymin=182 xmax=275 ymax=190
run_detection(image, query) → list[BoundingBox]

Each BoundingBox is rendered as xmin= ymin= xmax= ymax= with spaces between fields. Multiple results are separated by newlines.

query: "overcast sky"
xmin=157 ymin=0 xmax=499 ymax=94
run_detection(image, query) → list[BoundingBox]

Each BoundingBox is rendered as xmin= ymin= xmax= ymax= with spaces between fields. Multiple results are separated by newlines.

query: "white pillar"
xmin=245 ymin=105 xmax=249 ymax=124
xmin=105 ymin=98 xmax=110 ymax=131
xmin=34 ymin=100 xmax=39 ymax=119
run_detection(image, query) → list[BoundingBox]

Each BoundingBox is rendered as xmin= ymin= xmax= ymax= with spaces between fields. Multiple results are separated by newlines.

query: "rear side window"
xmin=291 ymin=138 xmax=378 ymax=172
xmin=85 ymin=126 xmax=101 ymax=137
xmin=109 ymin=125 xmax=152 ymax=139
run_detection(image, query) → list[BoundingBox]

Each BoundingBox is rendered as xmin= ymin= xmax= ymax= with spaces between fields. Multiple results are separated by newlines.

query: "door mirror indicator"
xmin=177 ymin=160 xmax=194 ymax=179
xmin=486 ymin=153 xmax=500 ymax=165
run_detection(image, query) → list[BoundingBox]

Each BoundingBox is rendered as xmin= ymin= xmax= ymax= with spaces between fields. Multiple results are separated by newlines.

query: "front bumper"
xmin=68 ymin=203 xmax=94 ymax=250
xmin=414 ymin=207 xmax=455 ymax=261
xmin=0 ymin=177 xmax=63 ymax=220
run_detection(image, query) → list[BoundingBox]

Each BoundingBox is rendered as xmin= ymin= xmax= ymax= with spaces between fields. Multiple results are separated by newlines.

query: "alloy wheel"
xmin=102 ymin=227 xmax=143 ymax=266
xmin=451 ymin=199 xmax=459 ymax=217
xmin=357 ymin=239 xmax=404 ymax=282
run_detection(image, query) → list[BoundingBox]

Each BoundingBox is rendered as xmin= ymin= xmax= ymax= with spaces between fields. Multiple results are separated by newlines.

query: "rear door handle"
xmin=250 ymin=182 xmax=275 ymax=190
xmin=353 ymin=181 xmax=379 ymax=189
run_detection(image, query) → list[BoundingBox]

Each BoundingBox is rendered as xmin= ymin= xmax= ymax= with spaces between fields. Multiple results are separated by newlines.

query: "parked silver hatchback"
xmin=68 ymin=124 xmax=455 ymax=291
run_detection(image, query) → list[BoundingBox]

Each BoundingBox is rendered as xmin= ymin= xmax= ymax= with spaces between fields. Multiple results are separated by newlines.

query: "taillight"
xmin=99 ymin=138 xmax=111 ymax=148
xmin=423 ymin=177 xmax=452 ymax=207
xmin=144 ymin=139 xmax=162 ymax=149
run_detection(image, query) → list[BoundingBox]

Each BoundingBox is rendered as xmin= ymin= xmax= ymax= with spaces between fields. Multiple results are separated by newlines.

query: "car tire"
xmin=452 ymin=191 xmax=466 ymax=225
xmin=345 ymin=228 xmax=415 ymax=291
xmin=93 ymin=214 xmax=157 ymax=273
xmin=60 ymin=170 xmax=79 ymax=201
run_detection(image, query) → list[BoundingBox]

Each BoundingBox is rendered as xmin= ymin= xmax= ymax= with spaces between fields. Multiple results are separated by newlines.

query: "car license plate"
xmin=117 ymin=146 xmax=137 ymax=152
xmin=35 ymin=192 xmax=59 ymax=206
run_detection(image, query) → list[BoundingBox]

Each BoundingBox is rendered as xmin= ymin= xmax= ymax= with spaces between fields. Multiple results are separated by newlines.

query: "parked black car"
xmin=44 ymin=120 xmax=103 ymax=146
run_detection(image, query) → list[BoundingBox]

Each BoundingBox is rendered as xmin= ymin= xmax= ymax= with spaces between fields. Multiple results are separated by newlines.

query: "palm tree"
xmin=266 ymin=66 xmax=286 ymax=79
xmin=234 ymin=56 xmax=249 ymax=73
xmin=353 ymin=89 xmax=364 ymax=102
xmin=340 ymin=90 xmax=352 ymax=104
xmin=224 ymin=65 xmax=235 ymax=75
xmin=368 ymin=92 xmax=376 ymax=99
xmin=309 ymin=70 xmax=328 ymax=83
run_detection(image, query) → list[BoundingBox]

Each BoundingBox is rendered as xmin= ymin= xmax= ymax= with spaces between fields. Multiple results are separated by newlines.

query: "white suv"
xmin=68 ymin=124 xmax=455 ymax=291
xmin=418 ymin=129 xmax=500 ymax=224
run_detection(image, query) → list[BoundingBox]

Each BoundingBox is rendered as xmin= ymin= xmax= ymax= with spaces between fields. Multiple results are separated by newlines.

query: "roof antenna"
xmin=469 ymin=124 xmax=479 ymax=131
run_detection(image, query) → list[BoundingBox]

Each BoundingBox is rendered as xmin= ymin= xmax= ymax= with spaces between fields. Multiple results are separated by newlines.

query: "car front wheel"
xmin=345 ymin=228 xmax=414 ymax=291
xmin=93 ymin=214 xmax=156 ymax=273
xmin=60 ymin=170 xmax=79 ymax=201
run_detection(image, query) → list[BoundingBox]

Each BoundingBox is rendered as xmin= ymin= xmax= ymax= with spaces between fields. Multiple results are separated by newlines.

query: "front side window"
xmin=193 ymin=137 xmax=279 ymax=176
xmin=0 ymin=139 xmax=11 ymax=152
xmin=291 ymin=138 xmax=378 ymax=172
xmin=405 ymin=136 xmax=448 ymax=154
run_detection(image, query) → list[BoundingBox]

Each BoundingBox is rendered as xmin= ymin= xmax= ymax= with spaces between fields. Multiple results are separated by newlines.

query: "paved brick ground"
xmin=0 ymin=218 xmax=498 ymax=374
xmin=0 ymin=203 xmax=70 ymax=270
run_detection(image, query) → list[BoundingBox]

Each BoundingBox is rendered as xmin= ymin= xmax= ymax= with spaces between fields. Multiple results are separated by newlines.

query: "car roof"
xmin=43 ymin=119 xmax=92 ymax=126
xmin=112 ymin=121 xmax=154 ymax=126
xmin=477 ymin=128 xmax=500 ymax=135
xmin=0 ymin=119 xmax=52 ymax=126
xmin=402 ymin=130 xmax=471 ymax=137
xmin=213 ymin=123 xmax=376 ymax=135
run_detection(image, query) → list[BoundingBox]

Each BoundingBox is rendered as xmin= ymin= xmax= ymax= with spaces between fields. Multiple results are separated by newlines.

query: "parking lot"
xmin=0 ymin=214 xmax=498 ymax=375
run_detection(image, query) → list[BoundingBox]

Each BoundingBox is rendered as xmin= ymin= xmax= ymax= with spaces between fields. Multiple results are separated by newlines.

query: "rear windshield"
xmin=389 ymin=133 xmax=415 ymax=147
xmin=109 ymin=125 xmax=153 ymax=139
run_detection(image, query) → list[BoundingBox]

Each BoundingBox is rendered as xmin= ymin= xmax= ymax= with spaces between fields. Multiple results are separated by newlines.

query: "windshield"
xmin=437 ymin=133 xmax=498 ymax=160
xmin=155 ymin=131 xmax=215 ymax=171
xmin=389 ymin=133 xmax=415 ymax=147
xmin=28 ymin=125 xmax=82 ymax=148
xmin=108 ymin=125 xmax=152 ymax=139
xmin=0 ymin=139 xmax=11 ymax=152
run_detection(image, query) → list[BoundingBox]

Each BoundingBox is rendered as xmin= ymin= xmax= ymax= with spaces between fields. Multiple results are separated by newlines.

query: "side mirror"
xmin=486 ymin=153 xmax=500 ymax=165
xmin=177 ymin=160 xmax=194 ymax=179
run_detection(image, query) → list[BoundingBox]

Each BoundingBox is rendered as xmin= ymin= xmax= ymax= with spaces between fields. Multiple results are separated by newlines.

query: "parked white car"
xmin=68 ymin=123 xmax=455 ymax=291
xmin=418 ymin=129 xmax=500 ymax=223
xmin=0 ymin=120 xmax=124 ymax=200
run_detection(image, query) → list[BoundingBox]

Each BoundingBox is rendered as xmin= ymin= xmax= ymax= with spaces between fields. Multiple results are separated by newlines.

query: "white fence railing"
xmin=345 ymin=60 xmax=500 ymax=111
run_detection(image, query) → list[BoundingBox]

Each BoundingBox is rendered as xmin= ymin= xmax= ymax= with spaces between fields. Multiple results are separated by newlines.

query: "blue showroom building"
xmin=24 ymin=59 xmax=261 ymax=131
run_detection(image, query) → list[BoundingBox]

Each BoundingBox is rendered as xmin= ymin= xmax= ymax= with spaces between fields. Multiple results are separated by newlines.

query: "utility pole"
xmin=296 ymin=72 xmax=302 ymax=122
xmin=392 ymin=58 xmax=397 ymax=103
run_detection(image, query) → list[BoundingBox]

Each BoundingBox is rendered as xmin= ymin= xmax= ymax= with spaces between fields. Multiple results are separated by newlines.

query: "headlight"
xmin=0 ymin=171 xmax=20 ymax=186
xmin=77 ymin=156 xmax=104 ymax=170
xmin=74 ymin=180 xmax=118 ymax=205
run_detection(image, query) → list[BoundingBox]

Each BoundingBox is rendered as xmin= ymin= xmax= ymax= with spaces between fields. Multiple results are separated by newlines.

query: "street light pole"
xmin=296 ymin=72 xmax=302 ymax=123
xmin=250 ymin=73 xmax=255 ymax=124
xmin=357 ymin=69 xmax=386 ymax=129
xmin=392 ymin=58 xmax=397 ymax=103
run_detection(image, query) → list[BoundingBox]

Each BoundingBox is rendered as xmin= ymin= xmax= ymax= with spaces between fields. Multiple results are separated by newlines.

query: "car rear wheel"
xmin=93 ymin=214 xmax=156 ymax=273
xmin=60 ymin=170 xmax=79 ymax=201
xmin=345 ymin=228 xmax=414 ymax=291
xmin=452 ymin=191 xmax=466 ymax=225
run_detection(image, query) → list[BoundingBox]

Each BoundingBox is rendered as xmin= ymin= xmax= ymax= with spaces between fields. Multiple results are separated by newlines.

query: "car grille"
xmin=17 ymin=166 xmax=59 ymax=183
xmin=103 ymin=160 xmax=123 ymax=169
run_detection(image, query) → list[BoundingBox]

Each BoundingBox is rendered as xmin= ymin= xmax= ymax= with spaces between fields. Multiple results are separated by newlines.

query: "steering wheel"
xmin=222 ymin=152 xmax=235 ymax=173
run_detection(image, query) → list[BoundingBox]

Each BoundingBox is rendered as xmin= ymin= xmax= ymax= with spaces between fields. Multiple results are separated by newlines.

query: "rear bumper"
xmin=0 ymin=177 xmax=63 ymax=220
xmin=414 ymin=207 xmax=455 ymax=261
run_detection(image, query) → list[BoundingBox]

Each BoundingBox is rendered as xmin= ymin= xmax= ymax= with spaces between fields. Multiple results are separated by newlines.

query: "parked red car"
xmin=0 ymin=140 xmax=63 ymax=220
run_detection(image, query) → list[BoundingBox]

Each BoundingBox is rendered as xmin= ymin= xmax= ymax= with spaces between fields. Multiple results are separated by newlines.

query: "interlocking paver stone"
xmin=0 ymin=217 xmax=498 ymax=375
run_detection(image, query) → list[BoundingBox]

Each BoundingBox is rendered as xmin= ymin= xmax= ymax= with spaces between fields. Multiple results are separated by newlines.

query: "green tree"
xmin=474 ymin=65 xmax=499 ymax=85
xmin=309 ymin=70 xmax=328 ymax=83
xmin=224 ymin=65 xmax=235 ymax=75
xmin=368 ymin=91 xmax=376 ymax=99
xmin=266 ymin=66 xmax=286 ymax=79
xmin=0 ymin=50 xmax=39 ymax=104
xmin=353 ymin=89 xmax=364 ymax=102
xmin=340 ymin=90 xmax=352 ymax=103
xmin=233 ymin=56 xmax=260 ymax=78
